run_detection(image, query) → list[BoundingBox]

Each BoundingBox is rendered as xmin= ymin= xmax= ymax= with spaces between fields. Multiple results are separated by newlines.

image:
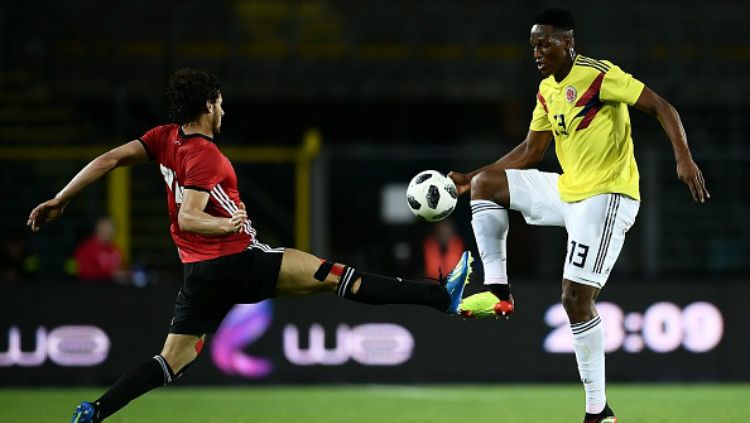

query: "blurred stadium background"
xmin=0 ymin=0 xmax=748 ymax=421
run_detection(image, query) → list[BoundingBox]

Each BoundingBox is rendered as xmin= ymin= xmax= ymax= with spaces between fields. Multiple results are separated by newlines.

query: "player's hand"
xmin=229 ymin=207 xmax=248 ymax=233
xmin=677 ymin=159 xmax=710 ymax=203
xmin=447 ymin=171 xmax=472 ymax=196
xmin=27 ymin=198 xmax=67 ymax=232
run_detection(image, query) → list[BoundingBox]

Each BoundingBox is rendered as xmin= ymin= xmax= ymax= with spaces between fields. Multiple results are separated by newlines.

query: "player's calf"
xmin=313 ymin=255 xmax=472 ymax=314
xmin=314 ymin=259 xmax=450 ymax=312
xmin=71 ymin=334 xmax=204 ymax=421
xmin=71 ymin=354 xmax=176 ymax=422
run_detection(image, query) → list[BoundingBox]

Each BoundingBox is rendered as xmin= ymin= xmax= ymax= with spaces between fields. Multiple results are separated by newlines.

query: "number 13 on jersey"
xmin=554 ymin=114 xmax=569 ymax=136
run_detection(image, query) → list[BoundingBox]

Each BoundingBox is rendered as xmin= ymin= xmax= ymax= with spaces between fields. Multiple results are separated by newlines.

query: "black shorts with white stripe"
xmin=169 ymin=242 xmax=284 ymax=335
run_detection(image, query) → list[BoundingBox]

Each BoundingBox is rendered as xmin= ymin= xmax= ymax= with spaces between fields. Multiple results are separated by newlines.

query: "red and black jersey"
xmin=139 ymin=124 xmax=255 ymax=263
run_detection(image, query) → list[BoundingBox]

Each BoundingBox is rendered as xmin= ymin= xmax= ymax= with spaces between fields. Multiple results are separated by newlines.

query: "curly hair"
xmin=166 ymin=68 xmax=222 ymax=124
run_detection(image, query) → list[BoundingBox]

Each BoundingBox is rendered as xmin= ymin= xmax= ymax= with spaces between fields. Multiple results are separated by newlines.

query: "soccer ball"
xmin=406 ymin=170 xmax=458 ymax=222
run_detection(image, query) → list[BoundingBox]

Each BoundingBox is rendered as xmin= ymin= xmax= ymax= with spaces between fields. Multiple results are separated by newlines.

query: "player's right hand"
xmin=27 ymin=198 xmax=67 ymax=232
xmin=229 ymin=207 xmax=248 ymax=233
xmin=447 ymin=171 xmax=472 ymax=196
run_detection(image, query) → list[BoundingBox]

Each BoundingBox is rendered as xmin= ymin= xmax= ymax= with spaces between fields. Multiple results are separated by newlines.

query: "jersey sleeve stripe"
xmin=536 ymin=91 xmax=549 ymax=113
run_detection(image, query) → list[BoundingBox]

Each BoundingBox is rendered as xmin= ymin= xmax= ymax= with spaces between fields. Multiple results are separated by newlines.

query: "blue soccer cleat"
xmin=70 ymin=401 xmax=99 ymax=423
xmin=444 ymin=251 xmax=473 ymax=315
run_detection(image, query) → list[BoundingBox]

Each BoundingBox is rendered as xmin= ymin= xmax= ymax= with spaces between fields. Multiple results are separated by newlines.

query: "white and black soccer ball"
xmin=406 ymin=170 xmax=458 ymax=222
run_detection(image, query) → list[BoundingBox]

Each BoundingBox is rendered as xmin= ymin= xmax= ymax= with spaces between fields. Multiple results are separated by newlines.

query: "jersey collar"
xmin=179 ymin=126 xmax=215 ymax=142
xmin=548 ymin=55 xmax=582 ymax=88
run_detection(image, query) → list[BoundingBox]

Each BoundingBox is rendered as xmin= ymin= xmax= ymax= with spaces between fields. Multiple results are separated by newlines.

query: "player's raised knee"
xmin=470 ymin=169 xmax=508 ymax=203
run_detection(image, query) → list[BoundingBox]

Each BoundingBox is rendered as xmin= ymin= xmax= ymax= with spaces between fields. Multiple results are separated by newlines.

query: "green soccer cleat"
xmin=459 ymin=290 xmax=515 ymax=319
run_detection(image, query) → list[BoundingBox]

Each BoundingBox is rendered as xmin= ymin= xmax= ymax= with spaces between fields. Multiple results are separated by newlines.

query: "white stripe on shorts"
xmin=593 ymin=195 xmax=620 ymax=274
xmin=248 ymin=240 xmax=284 ymax=254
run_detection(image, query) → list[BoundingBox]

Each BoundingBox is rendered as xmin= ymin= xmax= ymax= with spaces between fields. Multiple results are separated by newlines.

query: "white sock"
xmin=571 ymin=315 xmax=606 ymax=414
xmin=470 ymin=200 xmax=508 ymax=285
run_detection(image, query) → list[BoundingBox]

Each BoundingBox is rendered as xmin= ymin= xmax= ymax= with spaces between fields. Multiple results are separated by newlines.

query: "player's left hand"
xmin=27 ymin=198 xmax=67 ymax=232
xmin=676 ymin=159 xmax=710 ymax=203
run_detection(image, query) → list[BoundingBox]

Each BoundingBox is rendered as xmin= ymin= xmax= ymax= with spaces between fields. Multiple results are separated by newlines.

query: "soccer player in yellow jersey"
xmin=449 ymin=8 xmax=709 ymax=423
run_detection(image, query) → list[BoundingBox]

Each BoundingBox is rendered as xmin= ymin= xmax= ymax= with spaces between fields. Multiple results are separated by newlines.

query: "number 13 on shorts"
xmin=562 ymin=194 xmax=640 ymax=289
xmin=567 ymin=240 xmax=590 ymax=268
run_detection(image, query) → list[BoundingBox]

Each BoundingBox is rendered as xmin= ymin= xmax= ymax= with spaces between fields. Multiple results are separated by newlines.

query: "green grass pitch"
xmin=1 ymin=384 xmax=748 ymax=422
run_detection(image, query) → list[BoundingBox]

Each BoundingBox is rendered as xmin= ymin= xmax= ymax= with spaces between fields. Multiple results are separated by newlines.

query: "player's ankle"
xmin=486 ymin=283 xmax=512 ymax=301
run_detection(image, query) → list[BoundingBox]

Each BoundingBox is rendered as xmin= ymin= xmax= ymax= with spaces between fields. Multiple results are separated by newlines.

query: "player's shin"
xmin=92 ymin=355 xmax=178 ymax=421
xmin=350 ymin=273 xmax=451 ymax=311
xmin=470 ymin=200 xmax=511 ymax=299
xmin=571 ymin=315 xmax=607 ymax=415
xmin=341 ymin=271 xmax=450 ymax=312
xmin=314 ymin=260 xmax=451 ymax=312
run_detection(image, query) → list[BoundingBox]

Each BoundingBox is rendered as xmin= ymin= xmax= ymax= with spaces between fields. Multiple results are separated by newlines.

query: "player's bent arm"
xmin=633 ymin=87 xmax=693 ymax=163
xmin=27 ymin=140 xmax=149 ymax=231
xmin=484 ymin=130 xmax=553 ymax=174
xmin=634 ymin=87 xmax=710 ymax=202
xmin=178 ymin=188 xmax=244 ymax=235
xmin=449 ymin=130 xmax=553 ymax=194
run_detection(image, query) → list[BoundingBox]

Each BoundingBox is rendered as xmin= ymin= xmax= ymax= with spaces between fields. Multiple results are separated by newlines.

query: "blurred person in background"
xmin=423 ymin=219 xmax=465 ymax=280
xmin=27 ymin=67 xmax=472 ymax=423
xmin=449 ymin=7 xmax=709 ymax=423
xmin=73 ymin=216 xmax=125 ymax=283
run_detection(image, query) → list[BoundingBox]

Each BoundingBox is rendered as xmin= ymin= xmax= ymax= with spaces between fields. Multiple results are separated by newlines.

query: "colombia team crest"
xmin=565 ymin=85 xmax=577 ymax=104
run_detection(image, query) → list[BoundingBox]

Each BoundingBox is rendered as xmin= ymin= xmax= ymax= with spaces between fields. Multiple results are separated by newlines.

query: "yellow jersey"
xmin=529 ymin=55 xmax=645 ymax=202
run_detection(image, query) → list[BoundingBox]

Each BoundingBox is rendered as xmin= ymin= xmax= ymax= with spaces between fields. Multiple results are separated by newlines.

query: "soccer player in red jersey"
xmin=449 ymin=8 xmax=709 ymax=423
xmin=27 ymin=68 xmax=472 ymax=423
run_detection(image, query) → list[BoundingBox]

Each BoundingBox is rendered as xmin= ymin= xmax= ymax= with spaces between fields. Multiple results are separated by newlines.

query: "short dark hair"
xmin=166 ymin=68 xmax=221 ymax=124
xmin=534 ymin=7 xmax=575 ymax=31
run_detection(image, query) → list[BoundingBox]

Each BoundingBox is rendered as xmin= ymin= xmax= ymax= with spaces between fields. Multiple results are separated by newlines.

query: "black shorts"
xmin=169 ymin=242 xmax=284 ymax=335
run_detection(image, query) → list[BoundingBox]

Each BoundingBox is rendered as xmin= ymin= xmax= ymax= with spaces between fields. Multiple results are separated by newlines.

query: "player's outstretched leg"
xmin=69 ymin=334 xmax=204 ymax=422
xmin=274 ymin=249 xmax=472 ymax=314
xmin=459 ymin=168 xmax=515 ymax=318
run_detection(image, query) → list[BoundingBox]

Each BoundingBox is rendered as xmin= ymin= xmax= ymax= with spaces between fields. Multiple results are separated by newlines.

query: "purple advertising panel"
xmin=1 ymin=280 xmax=747 ymax=385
